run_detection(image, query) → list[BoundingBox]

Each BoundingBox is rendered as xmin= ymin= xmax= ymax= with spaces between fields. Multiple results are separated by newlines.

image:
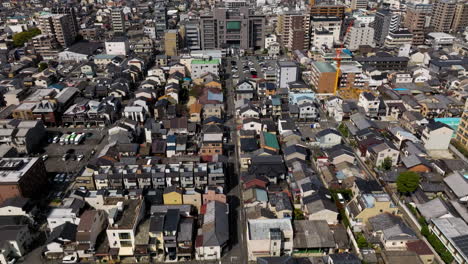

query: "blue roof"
xmin=49 ymin=83 xmax=65 ymax=90
xmin=394 ymin=88 xmax=409 ymax=91
xmin=167 ymin=135 xmax=176 ymax=142
xmin=255 ymin=188 xmax=268 ymax=201
xmin=271 ymin=97 xmax=281 ymax=106
xmin=208 ymin=91 xmax=223 ymax=102
xmin=183 ymin=77 xmax=191 ymax=81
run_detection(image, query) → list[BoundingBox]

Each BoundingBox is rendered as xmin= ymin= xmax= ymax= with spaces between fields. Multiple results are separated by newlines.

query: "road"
xmin=221 ymin=56 xmax=248 ymax=264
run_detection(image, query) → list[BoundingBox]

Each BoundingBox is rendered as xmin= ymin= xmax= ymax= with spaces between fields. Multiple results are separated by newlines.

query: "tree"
xmin=356 ymin=233 xmax=369 ymax=248
xmin=38 ymin=62 xmax=48 ymax=72
xmin=381 ymin=157 xmax=393 ymax=171
xmin=12 ymin=28 xmax=41 ymax=47
xmin=397 ymin=171 xmax=420 ymax=194
xmin=293 ymin=209 xmax=305 ymax=220
xmin=338 ymin=123 xmax=349 ymax=138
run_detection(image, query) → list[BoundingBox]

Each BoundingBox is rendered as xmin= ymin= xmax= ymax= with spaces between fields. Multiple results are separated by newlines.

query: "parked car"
xmin=77 ymin=154 xmax=84 ymax=161
xmin=62 ymin=153 xmax=70 ymax=161
xmin=42 ymin=154 xmax=48 ymax=161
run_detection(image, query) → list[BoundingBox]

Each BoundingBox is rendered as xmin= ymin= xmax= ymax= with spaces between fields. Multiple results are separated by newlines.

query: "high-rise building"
xmin=164 ymin=29 xmax=180 ymax=56
xmin=276 ymin=12 xmax=310 ymax=51
xmin=111 ymin=8 xmax=126 ymax=33
xmin=311 ymin=16 xmax=342 ymax=42
xmin=350 ymin=0 xmax=368 ymax=10
xmin=430 ymin=0 xmax=456 ymax=32
xmin=310 ymin=2 xmax=345 ymax=19
xmin=404 ymin=3 xmax=432 ymax=45
xmin=373 ymin=8 xmax=401 ymax=46
xmin=154 ymin=1 xmax=167 ymax=39
xmin=183 ymin=21 xmax=201 ymax=50
xmin=452 ymin=2 xmax=468 ymax=32
xmin=345 ymin=21 xmax=374 ymax=51
xmin=38 ymin=14 xmax=77 ymax=48
xmin=200 ymin=7 xmax=265 ymax=51
xmin=51 ymin=6 xmax=79 ymax=34
xmin=456 ymin=101 xmax=468 ymax=148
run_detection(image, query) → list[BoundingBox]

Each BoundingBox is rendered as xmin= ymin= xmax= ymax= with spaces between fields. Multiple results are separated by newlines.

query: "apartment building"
xmin=373 ymin=8 xmax=401 ymax=46
xmin=310 ymin=61 xmax=336 ymax=94
xmin=38 ymin=14 xmax=77 ymax=48
xmin=164 ymin=29 xmax=179 ymax=56
xmin=404 ymin=3 xmax=432 ymax=45
xmin=276 ymin=12 xmax=310 ymax=51
xmin=430 ymin=217 xmax=468 ymax=264
xmin=344 ymin=21 xmax=375 ymax=51
xmin=0 ymin=157 xmax=48 ymax=203
xmin=310 ymin=3 xmax=345 ymax=19
xmin=430 ymin=0 xmax=456 ymax=32
xmin=310 ymin=16 xmax=342 ymax=43
xmin=276 ymin=61 xmax=299 ymax=89
xmin=111 ymin=8 xmax=126 ymax=33
xmin=455 ymin=108 xmax=468 ymax=148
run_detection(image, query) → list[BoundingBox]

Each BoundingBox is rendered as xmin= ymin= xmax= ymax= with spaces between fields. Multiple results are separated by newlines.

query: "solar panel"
xmin=453 ymin=234 xmax=468 ymax=258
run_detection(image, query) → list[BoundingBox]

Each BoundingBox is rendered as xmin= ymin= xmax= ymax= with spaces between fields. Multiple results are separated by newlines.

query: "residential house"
xmin=236 ymin=80 xmax=256 ymax=100
xmin=195 ymin=201 xmax=229 ymax=260
xmin=358 ymin=92 xmax=380 ymax=117
xmin=316 ymin=129 xmax=342 ymax=148
xmin=293 ymin=220 xmax=336 ymax=256
xmin=44 ymin=222 xmax=77 ymax=259
xmin=422 ymin=121 xmax=453 ymax=150
xmin=367 ymin=142 xmax=399 ymax=167
xmin=429 ymin=217 xmax=468 ymax=264
xmin=246 ymin=218 xmax=293 ymax=261
xmin=75 ymin=210 xmax=107 ymax=258
xmin=301 ymin=190 xmax=338 ymax=225
xmin=346 ymin=193 xmax=399 ymax=231
xmin=163 ymin=186 xmax=183 ymax=205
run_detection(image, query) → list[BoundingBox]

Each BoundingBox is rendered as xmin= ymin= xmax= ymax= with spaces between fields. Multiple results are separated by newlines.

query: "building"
xmin=106 ymin=199 xmax=145 ymax=256
xmin=51 ymin=6 xmax=79 ymax=34
xmin=355 ymin=54 xmax=409 ymax=71
xmin=195 ymin=201 xmax=229 ymax=260
xmin=276 ymin=12 xmax=310 ymax=51
xmin=346 ymin=193 xmax=399 ymax=231
xmin=404 ymin=3 xmax=432 ymax=45
xmin=111 ymin=8 xmax=126 ymax=33
xmin=310 ymin=61 xmax=336 ymax=94
xmin=344 ymin=21 xmax=374 ymax=51
xmin=183 ymin=20 xmax=201 ymax=50
xmin=430 ymin=0 xmax=456 ymax=33
xmin=276 ymin=61 xmax=299 ymax=89
xmin=384 ymin=29 xmax=413 ymax=49
xmin=200 ymin=7 xmax=266 ymax=51
xmin=430 ymin=217 xmax=468 ymax=264
xmin=105 ymin=37 xmax=129 ymax=56
xmin=0 ymin=158 xmax=47 ymax=203
xmin=310 ymin=16 xmax=342 ymax=43
xmin=247 ymin=218 xmax=293 ymax=261
xmin=455 ymin=108 xmax=468 ymax=148
xmin=373 ymin=9 xmax=401 ymax=46
xmin=310 ymin=3 xmax=345 ymax=19
xmin=452 ymin=2 xmax=468 ymax=32
xmin=38 ymin=14 xmax=77 ymax=48
xmin=422 ymin=121 xmax=453 ymax=150
xmin=164 ymin=29 xmax=179 ymax=56
xmin=32 ymin=34 xmax=60 ymax=59
xmin=191 ymin=59 xmax=220 ymax=79
xmin=154 ymin=0 xmax=167 ymax=39
xmin=350 ymin=0 xmax=368 ymax=10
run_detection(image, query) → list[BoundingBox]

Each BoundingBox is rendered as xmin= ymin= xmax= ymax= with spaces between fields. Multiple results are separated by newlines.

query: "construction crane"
xmin=333 ymin=20 xmax=354 ymax=96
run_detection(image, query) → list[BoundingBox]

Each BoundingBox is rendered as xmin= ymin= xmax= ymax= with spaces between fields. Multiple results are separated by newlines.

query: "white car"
xmin=62 ymin=253 xmax=78 ymax=264
xmin=77 ymin=154 xmax=84 ymax=161
xmin=233 ymin=74 xmax=239 ymax=78
xmin=42 ymin=154 xmax=48 ymax=161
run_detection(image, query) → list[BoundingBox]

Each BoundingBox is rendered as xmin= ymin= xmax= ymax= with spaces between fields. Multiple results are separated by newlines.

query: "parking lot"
xmin=227 ymin=55 xmax=278 ymax=84
xmin=43 ymin=127 xmax=106 ymax=174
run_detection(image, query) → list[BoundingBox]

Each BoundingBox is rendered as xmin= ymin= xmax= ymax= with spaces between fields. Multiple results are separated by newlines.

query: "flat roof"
xmin=191 ymin=59 xmax=220 ymax=65
xmin=313 ymin=62 xmax=336 ymax=72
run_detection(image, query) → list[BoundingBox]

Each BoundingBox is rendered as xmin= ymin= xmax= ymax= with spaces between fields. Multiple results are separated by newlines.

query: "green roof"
xmin=263 ymin=132 xmax=279 ymax=149
xmin=191 ymin=59 xmax=220 ymax=65
xmin=226 ymin=21 xmax=241 ymax=30
xmin=313 ymin=62 xmax=336 ymax=73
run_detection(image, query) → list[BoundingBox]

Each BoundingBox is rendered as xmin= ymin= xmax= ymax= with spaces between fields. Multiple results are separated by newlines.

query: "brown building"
xmin=310 ymin=3 xmax=345 ymax=19
xmin=404 ymin=3 xmax=432 ymax=45
xmin=452 ymin=2 xmax=468 ymax=32
xmin=0 ymin=157 xmax=48 ymax=203
xmin=12 ymin=103 xmax=36 ymax=121
xmin=310 ymin=61 xmax=337 ymax=94
xmin=456 ymin=107 xmax=468 ymax=148
xmin=430 ymin=0 xmax=456 ymax=33
xmin=164 ymin=29 xmax=179 ymax=56
xmin=38 ymin=14 xmax=77 ymax=48
xmin=276 ymin=12 xmax=310 ymax=51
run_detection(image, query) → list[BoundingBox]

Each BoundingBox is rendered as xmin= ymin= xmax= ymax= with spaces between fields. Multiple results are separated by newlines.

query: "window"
xmin=119 ymin=233 xmax=131 ymax=239
xmin=120 ymin=241 xmax=132 ymax=247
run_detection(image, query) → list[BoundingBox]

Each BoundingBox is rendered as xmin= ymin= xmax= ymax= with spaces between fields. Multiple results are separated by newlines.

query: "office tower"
xmin=200 ymin=7 xmax=266 ymax=51
xmin=452 ymin=2 xmax=468 ymax=32
xmin=164 ymin=30 xmax=179 ymax=56
xmin=430 ymin=0 xmax=456 ymax=32
xmin=373 ymin=9 xmax=401 ymax=46
xmin=38 ymin=14 xmax=77 ymax=48
xmin=183 ymin=21 xmax=201 ymax=50
xmin=310 ymin=2 xmax=345 ymax=19
xmin=111 ymin=8 xmax=126 ymax=33
xmin=404 ymin=3 xmax=432 ymax=45
xmin=351 ymin=0 xmax=368 ymax=10
xmin=345 ymin=21 xmax=374 ymax=51
xmin=154 ymin=1 xmax=167 ymax=39
xmin=276 ymin=12 xmax=310 ymax=51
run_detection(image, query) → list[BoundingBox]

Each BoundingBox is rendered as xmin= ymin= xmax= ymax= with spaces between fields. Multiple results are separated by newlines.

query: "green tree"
xmin=356 ymin=233 xmax=369 ymax=248
xmin=397 ymin=171 xmax=420 ymax=194
xmin=38 ymin=62 xmax=48 ymax=72
xmin=12 ymin=28 xmax=41 ymax=47
xmin=381 ymin=157 xmax=393 ymax=171
xmin=338 ymin=123 xmax=349 ymax=138
xmin=293 ymin=209 xmax=305 ymax=220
